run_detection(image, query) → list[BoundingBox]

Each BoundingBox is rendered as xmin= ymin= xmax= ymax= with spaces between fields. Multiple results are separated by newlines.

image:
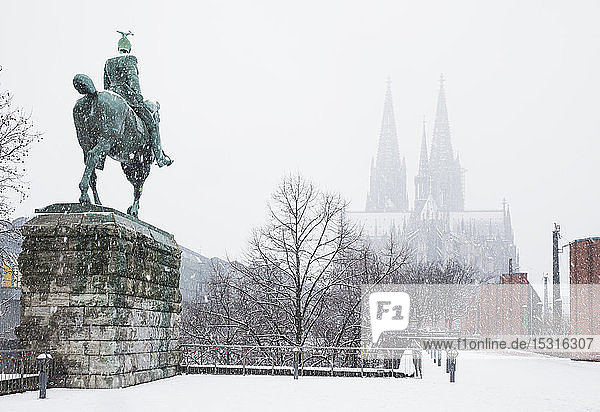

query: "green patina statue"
xmin=105 ymin=31 xmax=173 ymax=168
xmin=72 ymin=31 xmax=173 ymax=217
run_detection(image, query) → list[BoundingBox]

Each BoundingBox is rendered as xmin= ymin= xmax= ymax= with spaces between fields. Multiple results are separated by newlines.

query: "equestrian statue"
xmin=73 ymin=31 xmax=173 ymax=217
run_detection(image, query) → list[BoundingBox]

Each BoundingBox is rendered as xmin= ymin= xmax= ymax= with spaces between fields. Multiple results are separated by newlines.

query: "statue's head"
xmin=117 ymin=30 xmax=133 ymax=54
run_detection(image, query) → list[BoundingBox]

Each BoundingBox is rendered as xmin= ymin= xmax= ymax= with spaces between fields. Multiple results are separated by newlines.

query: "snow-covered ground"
xmin=2 ymin=351 xmax=600 ymax=411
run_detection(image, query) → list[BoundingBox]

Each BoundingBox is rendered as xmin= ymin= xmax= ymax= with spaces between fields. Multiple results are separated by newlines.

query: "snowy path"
xmin=1 ymin=351 xmax=600 ymax=411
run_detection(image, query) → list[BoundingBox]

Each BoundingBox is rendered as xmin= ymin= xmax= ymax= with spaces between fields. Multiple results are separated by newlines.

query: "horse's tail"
xmin=73 ymin=74 xmax=97 ymax=96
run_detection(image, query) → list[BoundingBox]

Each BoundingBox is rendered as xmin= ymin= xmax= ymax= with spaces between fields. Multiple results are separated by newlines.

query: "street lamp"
xmin=36 ymin=353 xmax=52 ymax=399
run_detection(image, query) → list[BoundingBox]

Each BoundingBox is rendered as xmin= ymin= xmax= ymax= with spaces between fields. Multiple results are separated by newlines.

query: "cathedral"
xmin=352 ymin=76 xmax=517 ymax=280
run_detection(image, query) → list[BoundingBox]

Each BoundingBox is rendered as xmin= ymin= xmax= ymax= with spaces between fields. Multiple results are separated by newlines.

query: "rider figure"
xmin=104 ymin=31 xmax=173 ymax=167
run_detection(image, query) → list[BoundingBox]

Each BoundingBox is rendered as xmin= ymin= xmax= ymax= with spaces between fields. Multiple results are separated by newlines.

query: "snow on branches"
xmin=0 ymin=67 xmax=42 ymax=216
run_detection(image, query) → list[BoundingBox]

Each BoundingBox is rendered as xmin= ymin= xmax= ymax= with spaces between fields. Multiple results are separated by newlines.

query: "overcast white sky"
xmin=2 ymin=0 xmax=600 ymax=290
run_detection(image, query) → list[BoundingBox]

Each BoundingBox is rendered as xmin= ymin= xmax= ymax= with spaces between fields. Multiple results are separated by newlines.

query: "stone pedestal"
xmin=16 ymin=203 xmax=181 ymax=388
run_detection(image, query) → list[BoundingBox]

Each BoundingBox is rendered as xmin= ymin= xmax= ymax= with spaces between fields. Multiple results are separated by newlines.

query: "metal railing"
xmin=0 ymin=344 xmax=422 ymax=398
xmin=0 ymin=349 xmax=43 ymax=396
xmin=179 ymin=344 xmax=422 ymax=378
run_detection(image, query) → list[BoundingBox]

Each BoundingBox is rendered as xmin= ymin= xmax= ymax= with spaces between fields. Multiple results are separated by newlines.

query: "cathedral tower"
xmin=428 ymin=75 xmax=464 ymax=211
xmin=414 ymin=120 xmax=430 ymax=213
xmin=366 ymin=79 xmax=409 ymax=212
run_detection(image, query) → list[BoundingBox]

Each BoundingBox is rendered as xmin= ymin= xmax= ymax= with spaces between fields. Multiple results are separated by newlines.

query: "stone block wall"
xmin=16 ymin=204 xmax=181 ymax=388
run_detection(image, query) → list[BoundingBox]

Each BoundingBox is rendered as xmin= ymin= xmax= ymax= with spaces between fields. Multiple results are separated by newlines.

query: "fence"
xmin=0 ymin=349 xmax=43 ymax=396
xmin=0 ymin=344 xmax=421 ymax=397
xmin=179 ymin=344 xmax=422 ymax=378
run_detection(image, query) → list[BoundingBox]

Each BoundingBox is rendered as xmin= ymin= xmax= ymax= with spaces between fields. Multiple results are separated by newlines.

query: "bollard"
xmin=437 ymin=350 xmax=441 ymax=367
xmin=36 ymin=353 xmax=52 ymax=399
xmin=448 ymin=350 xmax=458 ymax=383
xmin=414 ymin=350 xmax=422 ymax=378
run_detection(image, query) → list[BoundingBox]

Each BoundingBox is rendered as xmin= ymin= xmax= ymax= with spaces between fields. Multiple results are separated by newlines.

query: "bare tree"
xmin=401 ymin=259 xmax=480 ymax=332
xmin=0 ymin=69 xmax=41 ymax=289
xmin=235 ymin=174 xmax=364 ymax=346
xmin=181 ymin=259 xmax=255 ymax=345
xmin=0 ymin=67 xmax=41 ymax=217
xmin=312 ymin=234 xmax=411 ymax=347
xmin=180 ymin=176 xmax=413 ymax=348
xmin=402 ymin=259 xmax=479 ymax=284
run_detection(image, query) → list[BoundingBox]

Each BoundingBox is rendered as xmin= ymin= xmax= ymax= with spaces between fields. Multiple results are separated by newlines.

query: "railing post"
xmin=20 ymin=352 xmax=25 ymax=392
xmin=213 ymin=347 xmax=217 ymax=375
xmin=330 ymin=351 xmax=335 ymax=377
xmin=185 ymin=348 xmax=190 ymax=375
xmin=360 ymin=354 xmax=364 ymax=378
xmin=271 ymin=348 xmax=275 ymax=376
xmin=292 ymin=347 xmax=300 ymax=380
xmin=242 ymin=348 xmax=247 ymax=376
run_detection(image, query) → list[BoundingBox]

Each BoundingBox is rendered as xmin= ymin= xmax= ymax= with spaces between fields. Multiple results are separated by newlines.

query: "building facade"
xmin=569 ymin=238 xmax=600 ymax=360
xmin=352 ymin=76 xmax=518 ymax=281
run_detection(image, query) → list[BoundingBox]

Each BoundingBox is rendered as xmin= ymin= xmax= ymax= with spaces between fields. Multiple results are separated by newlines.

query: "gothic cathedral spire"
xmin=366 ymin=78 xmax=409 ymax=212
xmin=428 ymin=74 xmax=464 ymax=211
xmin=414 ymin=119 xmax=430 ymax=212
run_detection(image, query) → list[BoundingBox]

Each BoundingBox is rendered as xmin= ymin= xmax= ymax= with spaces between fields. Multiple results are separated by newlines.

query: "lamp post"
xmin=535 ymin=301 xmax=543 ymax=335
xmin=36 ymin=353 xmax=52 ymax=399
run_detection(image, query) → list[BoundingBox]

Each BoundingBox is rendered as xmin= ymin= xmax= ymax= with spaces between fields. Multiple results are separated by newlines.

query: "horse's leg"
xmin=79 ymin=141 xmax=110 ymax=204
xmin=128 ymin=182 xmax=143 ymax=217
xmin=122 ymin=161 xmax=150 ymax=218
xmin=90 ymin=169 xmax=101 ymax=205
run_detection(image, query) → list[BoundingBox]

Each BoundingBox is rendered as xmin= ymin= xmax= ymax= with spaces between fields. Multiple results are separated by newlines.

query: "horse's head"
xmin=144 ymin=100 xmax=160 ymax=124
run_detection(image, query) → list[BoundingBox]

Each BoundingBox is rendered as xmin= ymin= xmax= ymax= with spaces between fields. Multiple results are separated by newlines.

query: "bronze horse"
xmin=72 ymin=73 xmax=159 ymax=217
